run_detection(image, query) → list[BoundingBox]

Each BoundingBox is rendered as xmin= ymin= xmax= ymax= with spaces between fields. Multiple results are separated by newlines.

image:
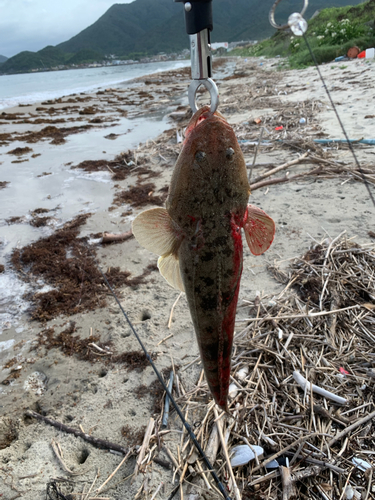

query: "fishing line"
xmin=301 ymin=33 xmax=375 ymax=209
xmin=90 ymin=254 xmax=232 ymax=500
xmin=269 ymin=1 xmax=375 ymax=208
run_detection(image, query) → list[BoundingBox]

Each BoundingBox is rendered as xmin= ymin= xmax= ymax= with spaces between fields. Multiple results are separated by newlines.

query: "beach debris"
xmin=132 ymin=105 xmax=275 ymax=411
xmin=161 ymin=371 xmax=174 ymax=428
xmin=347 ymin=46 xmax=361 ymax=58
xmin=96 ymin=449 xmax=132 ymax=494
xmin=133 ymin=417 xmax=154 ymax=479
xmin=293 ymin=370 xmax=347 ymax=405
xmin=25 ymin=410 xmax=130 ymax=455
xmin=100 ymin=230 xmax=133 ymax=244
xmin=230 ymin=444 xmax=264 ymax=467
xmin=167 ymin=291 xmax=182 ymax=329
xmin=228 ymin=382 xmax=238 ymax=398
xmin=51 ymin=439 xmax=83 ymax=476
xmin=236 ymin=366 xmax=249 ymax=380
xmin=23 ymin=371 xmax=47 ymax=395
xmin=172 ymin=235 xmax=375 ymax=498
xmin=352 ymin=457 xmax=372 ymax=472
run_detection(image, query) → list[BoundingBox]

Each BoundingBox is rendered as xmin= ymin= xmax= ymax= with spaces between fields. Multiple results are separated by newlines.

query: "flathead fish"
xmin=132 ymin=106 xmax=275 ymax=410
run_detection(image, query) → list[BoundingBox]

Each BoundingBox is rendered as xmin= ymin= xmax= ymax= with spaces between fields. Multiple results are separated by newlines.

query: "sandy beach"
xmin=0 ymin=56 xmax=374 ymax=500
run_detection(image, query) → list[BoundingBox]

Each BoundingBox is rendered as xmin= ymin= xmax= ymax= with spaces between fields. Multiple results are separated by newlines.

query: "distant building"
xmin=211 ymin=42 xmax=228 ymax=51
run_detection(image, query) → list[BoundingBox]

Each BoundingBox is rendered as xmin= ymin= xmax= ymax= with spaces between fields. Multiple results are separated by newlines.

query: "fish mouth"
xmin=185 ymin=105 xmax=230 ymax=140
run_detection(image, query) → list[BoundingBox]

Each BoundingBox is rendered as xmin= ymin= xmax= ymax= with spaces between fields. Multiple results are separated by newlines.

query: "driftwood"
xmin=251 ymin=151 xmax=309 ymax=185
xmin=25 ymin=410 xmax=129 ymax=455
xmin=101 ymin=230 xmax=133 ymax=244
xmin=250 ymin=166 xmax=322 ymax=191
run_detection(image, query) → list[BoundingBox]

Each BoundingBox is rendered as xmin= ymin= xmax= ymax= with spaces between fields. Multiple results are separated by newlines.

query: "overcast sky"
xmin=0 ymin=0 xmax=133 ymax=57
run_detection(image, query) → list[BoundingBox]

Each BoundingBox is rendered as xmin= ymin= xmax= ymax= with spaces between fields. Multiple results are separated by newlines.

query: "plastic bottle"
xmin=366 ymin=48 xmax=375 ymax=59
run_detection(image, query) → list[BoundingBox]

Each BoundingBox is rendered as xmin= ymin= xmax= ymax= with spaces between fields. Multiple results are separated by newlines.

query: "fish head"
xmin=167 ymin=106 xmax=250 ymax=219
xmin=183 ymin=105 xmax=243 ymax=168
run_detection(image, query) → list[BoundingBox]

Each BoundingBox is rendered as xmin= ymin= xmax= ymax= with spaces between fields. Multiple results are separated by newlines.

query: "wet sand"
xmin=0 ymin=56 xmax=374 ymax=499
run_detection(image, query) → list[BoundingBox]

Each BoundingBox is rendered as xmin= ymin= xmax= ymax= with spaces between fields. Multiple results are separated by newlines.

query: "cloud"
xmin=0 ymin=0 xmax=134 ymax=57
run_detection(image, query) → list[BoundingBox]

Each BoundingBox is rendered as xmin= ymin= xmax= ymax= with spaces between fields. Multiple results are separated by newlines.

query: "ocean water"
xmin=0 ymin=60 xmax=191 ymax=333
xmin=0 ymin=60 xmax=189 ymax=110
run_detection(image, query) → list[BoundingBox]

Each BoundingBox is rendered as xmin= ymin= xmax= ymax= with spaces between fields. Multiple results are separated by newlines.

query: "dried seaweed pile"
xmin=11 ymin=214 xmax=156 ymax=321
xmin=170 ymin=236 xmax=375 ymax=500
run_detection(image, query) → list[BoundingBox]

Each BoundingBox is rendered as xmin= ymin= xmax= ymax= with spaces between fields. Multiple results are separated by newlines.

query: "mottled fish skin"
xmin=166 ymin=107 xmax=250 ymax=410
xmin=132 ymin=106 xmax=275 ymax=411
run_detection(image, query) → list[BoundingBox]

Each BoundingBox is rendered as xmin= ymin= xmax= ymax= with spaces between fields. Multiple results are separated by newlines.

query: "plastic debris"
xmin=293 ymin=371 xmax=347 ymax=404
xmin=275 ymin=126 xmax=283 ymax=131
xmin=339 ymin=367 xmax=350 ymax=375
xmin=299 ymin=117 xmax=306 ymax=124
xmin=352 ymin=457 xmax=372 ymax=471
xmin=265 ymin=459 xmax=280 ymax=469
xmin=345 ymin=485 xmax=354 ymax=500
xmin=228 ymin=382 xmax=238 ymax=398
xmin=236 ymin=366 xmax=249 ymax=381
xmin=230 ymin=444 xmax=264 ymax=467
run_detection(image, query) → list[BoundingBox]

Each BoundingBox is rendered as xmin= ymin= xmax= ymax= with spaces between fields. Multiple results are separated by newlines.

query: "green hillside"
xmin=234 ymin=0 xmax=375 ymax=67
xmin=0 ymin=54 xmax=8 ymax=63
xmin=0 ymin=0 xmax=366 ymax=74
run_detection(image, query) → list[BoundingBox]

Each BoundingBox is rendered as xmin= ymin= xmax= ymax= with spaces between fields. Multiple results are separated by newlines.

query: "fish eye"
xmin=226 ymin=147 xmax=235 ymax=159
xmin=195 ymin=151 xmax=206 ymax=162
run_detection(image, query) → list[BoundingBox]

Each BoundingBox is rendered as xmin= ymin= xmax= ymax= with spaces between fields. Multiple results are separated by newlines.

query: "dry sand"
xmin=0 ymin=56 xmax=374 ymax=499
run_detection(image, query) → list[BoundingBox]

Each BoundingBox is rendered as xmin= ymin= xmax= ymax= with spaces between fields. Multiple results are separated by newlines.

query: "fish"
xmin=132 ymin=105 xmax=275 ymax=411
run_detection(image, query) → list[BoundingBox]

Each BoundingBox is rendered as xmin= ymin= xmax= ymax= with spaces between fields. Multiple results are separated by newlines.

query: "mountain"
xmin=0 ymin=0 xmax=366 ymax=74
xmin=0 ymin=54 xmax=8 ymax=63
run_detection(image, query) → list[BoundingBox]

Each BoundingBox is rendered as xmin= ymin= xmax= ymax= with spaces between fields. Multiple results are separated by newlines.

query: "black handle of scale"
xmin=174 ymin=0 xmax=213 ymax=35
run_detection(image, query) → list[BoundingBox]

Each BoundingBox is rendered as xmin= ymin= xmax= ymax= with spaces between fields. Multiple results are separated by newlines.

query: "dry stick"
xmin=252 ymin=432 xmax=323 ymax=473
xmin=251 ymin=152 xmax=309 ymax=185
xmin=150 ymin=482 xmax=163 ymax=500
xmin=237 ymin=304 xmax=359 ymax=323
xmin=250 ymin=167 xmax=322 ymax=191
xmin=323 ymin=410 xmax=375 ymax=451
xmin=279 ymin=466 xmax=296 ymax=500
xmin=213 ymin=408 xmax=241 ymax=500
xmin=364 ymin=468 xmax=373 ymax=500
xmin=248 ymin=127 xmax=264 ymax=182
xmin=133 ymin=418 xmax=155 ymax=479
xmin=25 ymin=410 xmax=129 ymax=455
xmin=168 ymin=292 xmax=183 ymax=329
xmin=96 ymin=449 xmax=132 ymax=494
xmin=101 ymin=231 xmax=133 ymax=244
xmin=83 ymin=472 xmax=98 ymax=500
xmin=51 ymin=439 xmax=81 ymax=476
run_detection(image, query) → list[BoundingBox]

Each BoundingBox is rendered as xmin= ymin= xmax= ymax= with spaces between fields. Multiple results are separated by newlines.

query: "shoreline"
xmin=0 ymin=55 xmax=374 ymax=500
xmin=0 ymin=59 xmax=192 ymax=111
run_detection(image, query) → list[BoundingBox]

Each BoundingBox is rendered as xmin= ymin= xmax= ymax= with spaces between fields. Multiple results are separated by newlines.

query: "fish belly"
xmin=179 ymin=220 xmax=243 ymax=410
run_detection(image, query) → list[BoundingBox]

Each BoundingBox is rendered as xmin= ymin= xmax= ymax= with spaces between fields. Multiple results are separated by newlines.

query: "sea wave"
xmin=0 ymin=60 xmax=189 ymax=110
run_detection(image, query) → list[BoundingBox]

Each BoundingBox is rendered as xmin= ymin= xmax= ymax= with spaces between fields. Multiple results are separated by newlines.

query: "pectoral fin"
xmin=132 ymin=207 xmax=182 ymax=256
xmin=158 ymin=254 xmax=185 ymax=292
xmin=243 ymin=204 xmax=275 ymax=255
xmin=132 ymin=207 xmax=184 ymax=291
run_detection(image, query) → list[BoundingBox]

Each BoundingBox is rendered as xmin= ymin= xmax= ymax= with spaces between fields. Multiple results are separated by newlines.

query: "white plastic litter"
xmin=228 ymin=383 xmax=238 ymax=398
xmin=352 ymin=457 xmax=372 ymax=471
xmin=230 ymin=444 xmax=264 ymax=467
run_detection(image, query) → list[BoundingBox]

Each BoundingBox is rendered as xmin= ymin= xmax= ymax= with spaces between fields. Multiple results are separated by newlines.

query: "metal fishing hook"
xmin=269 ymin=0 xmax=308 ymax=30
